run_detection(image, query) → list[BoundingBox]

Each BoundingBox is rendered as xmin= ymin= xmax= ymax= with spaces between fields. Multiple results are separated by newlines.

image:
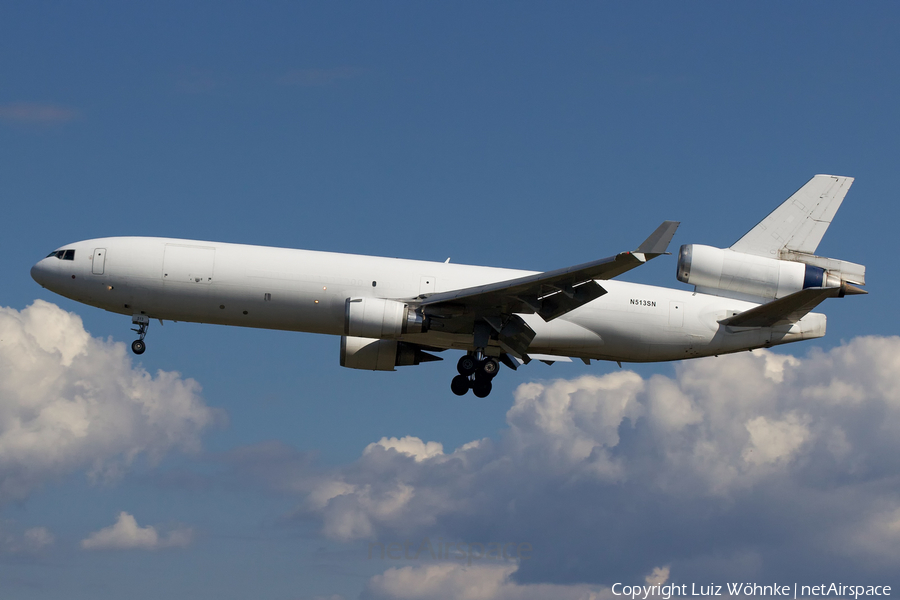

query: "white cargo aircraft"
xmin=32 ymin=175 xmax=866 ymax=397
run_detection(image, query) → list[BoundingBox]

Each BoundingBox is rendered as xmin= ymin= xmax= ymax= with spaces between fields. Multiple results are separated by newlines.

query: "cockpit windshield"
xmin=46 ymin=249 xmax=75 ymax=260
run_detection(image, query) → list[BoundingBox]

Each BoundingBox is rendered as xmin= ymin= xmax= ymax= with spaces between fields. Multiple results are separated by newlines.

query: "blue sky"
xmin=2 ymin=3 xmax=899 ymax=599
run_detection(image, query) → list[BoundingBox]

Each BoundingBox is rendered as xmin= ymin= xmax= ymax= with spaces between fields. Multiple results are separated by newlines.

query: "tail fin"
xmin=730 ymin=175 xmax=853 ymax=258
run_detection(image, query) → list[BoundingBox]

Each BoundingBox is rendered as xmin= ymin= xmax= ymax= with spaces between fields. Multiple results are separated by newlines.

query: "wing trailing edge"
xmin=413 ymin=220 xmax=678 ymax=359
xmin=417 ymin=220 xmax=680 ymax=323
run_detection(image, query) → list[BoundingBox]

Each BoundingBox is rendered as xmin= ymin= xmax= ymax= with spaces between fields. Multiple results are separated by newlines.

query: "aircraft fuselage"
xmin=30 ymin=236 xmax=824 ymax=363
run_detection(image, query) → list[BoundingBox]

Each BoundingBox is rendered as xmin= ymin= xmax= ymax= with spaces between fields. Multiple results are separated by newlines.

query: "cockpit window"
xmin=46 ymin=249 xmax=75 ymax=260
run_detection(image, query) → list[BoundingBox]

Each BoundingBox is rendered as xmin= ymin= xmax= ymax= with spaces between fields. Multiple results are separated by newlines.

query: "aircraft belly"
xmin=524 ymin=315 xmax=603 ymax=354
xmin=567 ymin=298 xmax=685 ymax=362
xmin=144 ymin=282 xmax=346 ymax=334
xmin=98 ymin=262 xmax=346 ymax=335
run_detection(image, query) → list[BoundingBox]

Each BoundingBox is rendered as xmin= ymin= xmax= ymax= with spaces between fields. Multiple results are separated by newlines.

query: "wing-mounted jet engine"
xmin=676 ymin=174 xmax=866 ymax=327
xmin=340 ymin=297 xmax=440 ymax=370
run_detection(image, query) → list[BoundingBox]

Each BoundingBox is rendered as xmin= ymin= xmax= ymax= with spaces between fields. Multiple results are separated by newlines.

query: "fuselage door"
xmin=92 ymin=248 xmax=106 ymax=275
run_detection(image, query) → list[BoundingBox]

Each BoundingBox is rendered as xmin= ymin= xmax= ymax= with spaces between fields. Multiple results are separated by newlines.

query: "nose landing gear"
xmin=451 ymin=352 xmax=500 ymax=397
xmin=131 ymin=314 xmax=150 ymax=355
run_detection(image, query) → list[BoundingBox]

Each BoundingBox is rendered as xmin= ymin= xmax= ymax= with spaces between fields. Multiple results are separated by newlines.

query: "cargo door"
xmin=163 ymin=244 xmax=215 ymax=284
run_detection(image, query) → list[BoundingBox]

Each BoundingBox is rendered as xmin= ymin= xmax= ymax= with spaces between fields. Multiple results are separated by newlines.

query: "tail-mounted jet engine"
xmin=340 ymin=336 xmax=441 ymax=371
xmin=676 ymin=244 xmax=865 ymax=300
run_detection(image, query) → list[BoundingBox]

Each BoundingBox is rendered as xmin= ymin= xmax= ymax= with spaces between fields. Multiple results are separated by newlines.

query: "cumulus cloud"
xmin=0 ymin=523 xmax=55 ymax=555
xmin=0 ymin=102 xmax=79 ymax=124
xmin=365 ymin=437 xmax=444 ymax=462
xmin=0 ymin=301 xmax=219 ymax=502
xmin=81 ymin=511 xmax=192 ymax=550
xmin=361 ymin=563 xmax=610 ymax=600
xmin=282 ymin=336 xmax=900 ymax=587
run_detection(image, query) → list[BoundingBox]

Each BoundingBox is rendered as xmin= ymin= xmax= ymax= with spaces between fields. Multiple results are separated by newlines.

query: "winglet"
xmin=635 ymin=221 xmax=680 ymax=257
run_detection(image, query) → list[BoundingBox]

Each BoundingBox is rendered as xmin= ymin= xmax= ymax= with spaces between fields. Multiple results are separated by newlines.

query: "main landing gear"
xmin=451 ymin=352 xmax=500 ymax=398
xmin=131 ymin=314 xmax=150 ymax=355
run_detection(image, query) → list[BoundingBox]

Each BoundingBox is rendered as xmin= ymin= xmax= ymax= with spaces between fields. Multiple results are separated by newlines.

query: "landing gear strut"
xmin=131 ymin=314 xmax=149 ymax=355
xmin=451 ymin=351 xmax=500 ymax=397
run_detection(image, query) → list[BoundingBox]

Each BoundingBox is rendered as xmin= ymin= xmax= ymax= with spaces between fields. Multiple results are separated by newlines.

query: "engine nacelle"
xmin=676 ymin=244 xmax=839 ymax=300
xmin=345 ymin=297 xmax=427 ymax=339
xmin=340 ymin=336 xmax=438 ymax=371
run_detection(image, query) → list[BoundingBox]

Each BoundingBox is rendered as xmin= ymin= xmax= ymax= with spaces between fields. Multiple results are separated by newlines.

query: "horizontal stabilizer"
xmin=718 ymin=287 xmax=841 ymax=328
xmin=779 ymin=250 xmax=866 ymax=286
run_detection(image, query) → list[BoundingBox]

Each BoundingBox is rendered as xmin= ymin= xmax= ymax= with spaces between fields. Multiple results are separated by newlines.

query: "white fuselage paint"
xmin=30 ymin=237 xmax=826 ymax=363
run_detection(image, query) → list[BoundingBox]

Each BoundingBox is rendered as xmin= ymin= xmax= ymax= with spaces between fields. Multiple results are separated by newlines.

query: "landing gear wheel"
xmin=131 ymin=315 xmax=150 ymax=355
xmin=457 ymin=355 xmax=477 ymax=376
xmin=450 ymin=375 xmax=470 ymax=396
xmin=472 ymin=379 xmax=493 ymax=398
xmin=479 ymin=358 xmax=499 ymax=379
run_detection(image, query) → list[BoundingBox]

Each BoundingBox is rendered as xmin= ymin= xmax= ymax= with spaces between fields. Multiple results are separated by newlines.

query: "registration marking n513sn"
xmin=630 ymin=299 xmax=657 ymax=307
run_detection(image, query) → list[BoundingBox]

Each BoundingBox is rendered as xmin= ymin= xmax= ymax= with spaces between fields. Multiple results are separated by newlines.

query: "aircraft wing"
xmin=418 ymin=221 xmax=679 ymax=322
xmin=718 ymin=287 xmax=842 ymax=328
xmin=413 ymin=221 xmax=678 ymax=356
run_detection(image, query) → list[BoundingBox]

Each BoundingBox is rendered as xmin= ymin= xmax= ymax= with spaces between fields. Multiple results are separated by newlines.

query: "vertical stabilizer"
xmin=730 ymin=175 xmax=853 ymax=258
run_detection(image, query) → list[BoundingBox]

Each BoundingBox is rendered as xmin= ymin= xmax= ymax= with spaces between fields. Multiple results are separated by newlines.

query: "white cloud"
xmin=365 ymin=437 xmax=444 ymax=462
xmin=22 ymin=526 xmax=54 ymax=550
xmin=362 ymin=563 xmax=609 ymax=600
xmin=741 ymin=413 xmax=809 ymax=466
xmin=81 ymin=511 xmax=192 ymax=551
xmin=0 ymin=300 xmax=219 ymax=502
xmin=644 ymin=565 xmax=669 ymax=585
xmin=0 ymin=523 xmax=55 ymax=555
xmin=283 ymin=336 xmax=900 ymax=586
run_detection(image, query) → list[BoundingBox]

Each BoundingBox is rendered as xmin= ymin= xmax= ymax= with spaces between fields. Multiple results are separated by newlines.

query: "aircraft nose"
xmin=31 ymin=260 xmax=50 ymax=287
